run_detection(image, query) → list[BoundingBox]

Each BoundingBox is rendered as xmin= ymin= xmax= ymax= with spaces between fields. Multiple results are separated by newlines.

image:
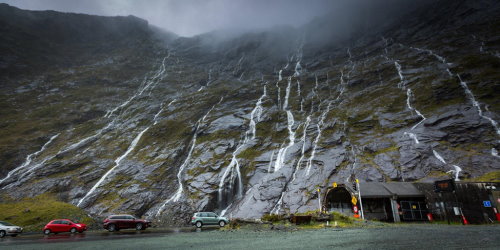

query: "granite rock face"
xmin=0 ymin=1 xmax=499 ymax=224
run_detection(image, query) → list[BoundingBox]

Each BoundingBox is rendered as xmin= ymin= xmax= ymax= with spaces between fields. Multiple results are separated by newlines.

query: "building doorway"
xmin=325 ymin=187 xmax=353 ymax=214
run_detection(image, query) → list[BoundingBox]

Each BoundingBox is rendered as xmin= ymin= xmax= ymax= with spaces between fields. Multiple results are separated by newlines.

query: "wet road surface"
xmin=0 ymin=226 xmax=217 ymax=246
xmin=1 ymin=224 xmax=499 ymax=249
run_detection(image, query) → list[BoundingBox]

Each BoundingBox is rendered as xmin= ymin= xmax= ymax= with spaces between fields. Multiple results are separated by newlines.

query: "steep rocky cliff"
xmin=0 ymin=0 xmax=498 ymax=224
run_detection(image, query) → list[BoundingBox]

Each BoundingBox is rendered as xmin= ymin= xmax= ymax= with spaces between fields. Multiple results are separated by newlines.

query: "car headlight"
xmin=76 ymin=224 xmax=82 ymax=227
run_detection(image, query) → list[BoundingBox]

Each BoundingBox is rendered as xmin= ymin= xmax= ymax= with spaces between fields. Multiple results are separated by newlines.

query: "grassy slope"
xmin=0 ymin=194 xmax=96 ymax=232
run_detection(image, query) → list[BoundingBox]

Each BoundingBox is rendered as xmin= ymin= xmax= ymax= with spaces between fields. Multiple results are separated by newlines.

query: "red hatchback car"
xmin=43 ymin=219 xmax=87 ymax=235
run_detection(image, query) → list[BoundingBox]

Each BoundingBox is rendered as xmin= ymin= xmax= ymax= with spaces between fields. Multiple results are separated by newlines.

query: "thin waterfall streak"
xmin=294 ymin=61 xmax=301 ymax=77
xmin=406 ymin=45 xmax=499 ymax=136
xmin=270 ymin=193 xmax=284 ymax=215
xmin=107 ymin=57 xmax=167 ymax=118
xmin=305 ymin=124 xmax=321 ymax=176
xmin=451 ymin=165 xmax=462 ymax=181
xmin=296 ymin=80 xmax=301 ymax=98
xmin=0 ymin=133 xmax=60 ymax=186
xmin=276 ymin=77 xmax=281 ymax=110
xmin=220 ymin=203 xmax=233 ymax=217
xmin=305 ymin=101 xmax=332 ymax=176
xmin=156 ymin=98 xmax=221 ymax=216
xmin=491 ymin=148 xmax=499 ymax=158
xmin=283 ymin=77 xmax=292 ymax=110
xmin=57 ymin=119 xmax=116 ymax=155
xmin=457 ymin=74 xmax=500 ymax=136
xmin=207 ymin=68 xmax=213 ymax=86
xmin=250 ymin=85 xmax=267 ymax=140
xmin=77 ymin=125 xmax=151 ymax=207
xmin=292 ymin=116 xmax=311 ymax=182
xmin=218 ymin=145 xmax=244 ymax=204
xmin=218 ymin=86 xmax=268 ymax=213
xmin=395 ymin=61 xmax=405 ymax=89
xmin=272 ymin=75 xmax=296 ymax=173
xmin=406 ymin=89 xmax=426 ymax=129
xmin=267 ymin=150 xmax=276 ymax=173
xmin=314 ymin=74 xmax=319 ymax=89
xmin=273 ymin=110 xmax=296 ymax=173
xmin=433 ymin=150 xmax=447 ymax=164
xmin=404 ymin=132 xmax=420 ymax=144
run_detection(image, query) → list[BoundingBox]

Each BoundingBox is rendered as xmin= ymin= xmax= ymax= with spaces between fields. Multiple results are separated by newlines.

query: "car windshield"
xmin=0 ymin=221 xmax=14 ymax=226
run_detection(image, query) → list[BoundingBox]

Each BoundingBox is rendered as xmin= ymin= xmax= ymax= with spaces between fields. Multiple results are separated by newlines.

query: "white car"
xmin=0 ymin=221 xmax=23 ymax=238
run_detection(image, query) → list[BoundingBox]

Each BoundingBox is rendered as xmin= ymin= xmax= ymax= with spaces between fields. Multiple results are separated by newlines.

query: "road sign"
xmin=351 ymin=196 xmax=357 ymax=205
xmin=483 ymin=201 xmax=492 ymax=207
xmin=333 ymin=182 xmax=337 ymax=188
xmin=353 ymin=205 xmax=359 ymax=213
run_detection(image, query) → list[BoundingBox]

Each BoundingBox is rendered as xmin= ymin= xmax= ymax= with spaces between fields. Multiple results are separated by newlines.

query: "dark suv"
xmin=103 ymin=214 xmax=151 ymax=232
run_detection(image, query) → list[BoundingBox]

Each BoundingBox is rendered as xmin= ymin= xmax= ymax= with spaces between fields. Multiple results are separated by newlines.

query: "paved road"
xmin=1 ymin=224 xmax=499 ymax=249
xmin=0 ymin=227 xmax=216 ymax=246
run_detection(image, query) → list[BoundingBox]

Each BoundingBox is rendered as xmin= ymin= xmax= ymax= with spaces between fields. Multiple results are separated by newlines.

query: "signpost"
xmin=483 ymin=201 xmax=492 ymax=207
xmin=356 ymin=179 xmax=364 ymax=220
xmin=434 ymin=179 xmax=456 ymax=225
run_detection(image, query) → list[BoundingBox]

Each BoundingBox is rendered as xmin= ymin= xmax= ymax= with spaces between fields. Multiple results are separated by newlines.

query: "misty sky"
xmin=0 ymin=0 xmax=340 ymax=37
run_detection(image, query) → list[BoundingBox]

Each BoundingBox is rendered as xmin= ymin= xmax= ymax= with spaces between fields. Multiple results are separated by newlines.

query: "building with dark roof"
xmin=322 ymin=181 xmax=499 ymax=223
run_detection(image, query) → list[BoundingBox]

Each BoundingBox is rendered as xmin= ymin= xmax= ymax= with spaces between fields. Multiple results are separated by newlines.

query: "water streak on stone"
xmin=155 ymin=99 xmax=221 ymax=216
xmin=0 ymin=133 xmax=60 ymax=186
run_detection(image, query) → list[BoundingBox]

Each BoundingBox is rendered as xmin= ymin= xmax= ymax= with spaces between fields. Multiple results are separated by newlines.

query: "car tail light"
xmin=191 ymin=217 xmax=195 ymax=220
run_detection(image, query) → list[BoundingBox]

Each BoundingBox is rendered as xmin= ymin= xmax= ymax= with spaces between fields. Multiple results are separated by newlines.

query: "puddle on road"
xmin=0 ymin=227 xmax=221 ymax=245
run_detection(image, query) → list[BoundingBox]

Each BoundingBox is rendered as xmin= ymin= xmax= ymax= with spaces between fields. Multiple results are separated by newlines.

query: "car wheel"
xmin=219 ymin=221 xmax=226 ymax=227
xmin=70 ymin=228 xmax=77 ymax=234
xmin=195 ymin=221 xmax=203 ymax=228
xmin=0 ymin=230 xmax=6 ymax=238
xmin=135 ymin=223 xmax=143 ymax=231
xmin=43 ymin=229 xmax=51 ymax=235
xmin=108 ymin=224 xmax=116 ymax=232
